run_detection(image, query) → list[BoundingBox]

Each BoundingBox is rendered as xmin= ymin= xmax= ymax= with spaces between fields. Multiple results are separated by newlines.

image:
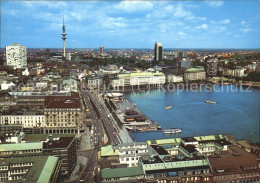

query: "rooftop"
xmin=43 ymin=136 xmax=75 ymax=149
xmin=208 ymin=145 xmax=259 ymax=175
xmin=0 ymin=156 xmax=59 ymax=183
xmin=101 ymin=145 xmax=119 ymax=157
xmin=118 ymin=72 xmax=164 ymax=77
xmin=0 ymin=142 xmax=43 ymax=152
xmin=150 ymin=145 xmax=169 ymax=155
xmin=182 ymin=137 xmax=198 ymax=143
xmin=101 ymin=166 xmax=144 ymax=179
xmin=186 ymin=67 xmax=205 ymax=72
xmin=23 ymin=133 xmax=76 ymax=142
xmin=45 ymin=99 xmax=81 ymax=109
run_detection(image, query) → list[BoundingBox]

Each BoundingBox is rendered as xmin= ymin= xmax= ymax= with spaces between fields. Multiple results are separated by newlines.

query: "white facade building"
xmin=5 ymin=43 xmax=27 ymax=69
xmin=234 ymin=67 xmax=246 ymax=77
xmin=0 ymin=113 xmax=45 ymax=128
xmin=118 ymin=142 xmax=148 ymax=167
xmin=0 ymin=81 xmax=15 ymax=91
xmin=167 ymin=75 xmax=183 ymax=83
xmin=111 ymin=72 xmax=165 ymax=88
xmin=66 ymin=53 xmax=72 ymax=61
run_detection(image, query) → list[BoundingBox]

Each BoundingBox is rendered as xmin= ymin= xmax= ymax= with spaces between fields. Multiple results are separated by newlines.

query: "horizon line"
xmin=1 ymin=47 xmax=260 ymax=50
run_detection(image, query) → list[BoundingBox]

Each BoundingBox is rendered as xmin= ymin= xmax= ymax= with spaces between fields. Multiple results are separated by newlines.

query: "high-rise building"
xmin=66 ymin=53 xmax=71 ymax=61
xmin=5 ymin=43 xmax=27 ymax=69
xmin=99 ymin=46 xmax=104 ymax=55
xmin=174 ymin=51 xmax=187 ymax=58
xmin=61 ymin=17 xmax=67 ymax=58
xmin=154 ymin=42 xmax=163 ymax=61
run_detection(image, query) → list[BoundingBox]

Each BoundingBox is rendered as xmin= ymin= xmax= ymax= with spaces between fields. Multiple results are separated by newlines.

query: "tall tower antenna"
xmin=61 ymin=16 xmax=67 ymax=58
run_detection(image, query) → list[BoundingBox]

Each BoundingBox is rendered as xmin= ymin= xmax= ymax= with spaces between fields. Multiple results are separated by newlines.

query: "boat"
xmin=165 ymin=105 xmax=172 ymax=110
xmin=204 ymin=100 xmax=216 ymax=104
xmin=163 ymin=128 xmax=182 ymax=134
xmin=138 ymin=127 xmax=157 ymax=132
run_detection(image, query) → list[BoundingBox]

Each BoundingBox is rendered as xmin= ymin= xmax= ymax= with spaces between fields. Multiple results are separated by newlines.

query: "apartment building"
xmin=5 ymin=43 xmax=27 ymax=69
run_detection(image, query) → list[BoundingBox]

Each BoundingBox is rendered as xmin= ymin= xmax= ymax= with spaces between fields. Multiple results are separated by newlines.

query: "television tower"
xmin=61 ymin=16 xmax=67 ymax=58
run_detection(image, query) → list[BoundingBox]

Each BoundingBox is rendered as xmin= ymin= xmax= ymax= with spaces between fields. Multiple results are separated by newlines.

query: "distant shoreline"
xmin=110 ymin=81 xmax=260 ymax=94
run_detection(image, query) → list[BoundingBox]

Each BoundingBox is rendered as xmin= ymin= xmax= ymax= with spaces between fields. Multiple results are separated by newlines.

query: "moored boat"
xmin=138 ymin=127 xmax=157 ymax=132
xmin=163 ymin=128 xmax=182 ymax=134
xmin=165 ymin=105 xmax=172 ymax=110
xmin=204 ymin=100 xmax=216 ymax=104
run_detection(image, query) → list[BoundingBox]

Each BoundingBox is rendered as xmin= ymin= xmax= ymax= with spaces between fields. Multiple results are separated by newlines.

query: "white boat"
xmin=204 ymin=100 xmax=216 ymax=104
xmin=165 ymin=105 xmax=172 ymax=110
xmin=138 ymin=127 xmax=157 ymax=132
xmin=163 ymin=128 xmax=182 ymax=134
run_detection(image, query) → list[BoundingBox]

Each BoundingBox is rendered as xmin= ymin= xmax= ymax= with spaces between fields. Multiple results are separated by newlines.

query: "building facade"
xmin=5 ymin=43 xmax=27 ymax=69
xmin=207 ymin=59 xmax=218 ymax=76
xmin=44 ymin=99 xmax=83 ymax=134
xmin=99 ymin=46 xmax=104 ymax=55
xmin=43 ymin=136 xmax=77 ymax=177
xmin=155 ymin=42 xmax=163 ymax=61
xmin=111 ymin=72 xmax=165 ymax=88
xmin=0 ymin=156 xmax=60 ymax=183
xmin=118 ymin=142 xmax=148 ymax=167
xmin=0 ymin=112 xmax=45 ymax=128
xmin=184 ymin=67 xmax=206 ymax=81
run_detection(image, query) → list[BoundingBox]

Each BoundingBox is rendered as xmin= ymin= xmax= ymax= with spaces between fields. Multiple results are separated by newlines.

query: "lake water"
xmin=125 ymin=85 xmax=260 ymax=143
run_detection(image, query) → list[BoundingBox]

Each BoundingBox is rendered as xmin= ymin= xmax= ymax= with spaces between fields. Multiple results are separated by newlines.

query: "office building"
xmin=43 ymin=136 xmax=77 ymax=177
xmin=174 ymin=51 xmax=187 ymax=58
xmin=66 ymin=52 xmax=71 ymax=61
xmin=207 ymin=59 xmax=218 ymax=76
xmin=99 ymin=46 xmax=104 ymax=55
xmin=0 ymin=156 xmax=60 ymax=183
xmin=184 ymin=67 xmax=206 ymax=81
xmin=44 ymin=99 xmax=83 ymax=135
xmin=154 ymin=42 xmax=163 ymax=61
xmin=0 ymin=133 xmax=77 ymax=178
xmin=111 ymin=72 xmax=165 ymax=88
xmin=5 ymin=43 xmax=27 ymax=69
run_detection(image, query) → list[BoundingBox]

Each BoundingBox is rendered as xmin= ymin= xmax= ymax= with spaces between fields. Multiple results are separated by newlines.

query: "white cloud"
xmin=205 ymin=1 xmax=224 ymax=8
xmin=178 ymin=32 xmax=187 ymax=36
xmin=23 ymin=1 xmax=68 ymax=9
xmin=174 ymin=4 xmax=191 ymax=18
xmin=165 ymin=5 xmax=174 ymax=11
xmin=216 ymin=26 xmax=226 ymax=33
xmin=173 ymin=4 xmax=206 ymax=22
xmin=196 ymin=24 xmax=208 ymax=30
xmin=240 ymin=28 xmax=251 ymax=33
xmin=101 ymin=17 xmax=127 ymax=28
xmin=114 ymin=1 xmax=153 ymax=12
xmin=220 ymin=19 xmax=230 ymax=24
xmin=210 ymin=19 xmax=230 ymax=24
xmin=240 ymin=20 xmax=246 ymax=25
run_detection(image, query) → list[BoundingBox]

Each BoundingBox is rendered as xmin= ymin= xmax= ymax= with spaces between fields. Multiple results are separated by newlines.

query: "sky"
xmin=1 ymin=0 xmax=260 ymax=49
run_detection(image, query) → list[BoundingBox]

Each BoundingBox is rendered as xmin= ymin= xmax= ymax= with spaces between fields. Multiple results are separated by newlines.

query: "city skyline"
xmin=1 ymin=1 xmax=260 ymax=49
